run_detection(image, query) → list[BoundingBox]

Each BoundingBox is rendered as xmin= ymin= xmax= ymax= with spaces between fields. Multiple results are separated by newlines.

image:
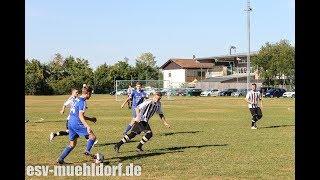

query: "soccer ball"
xmin=94 ymin=153 xmax=104 ymax=163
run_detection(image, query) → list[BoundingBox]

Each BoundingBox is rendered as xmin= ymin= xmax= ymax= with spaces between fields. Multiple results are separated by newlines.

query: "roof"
xmin=201 ymin=74 xmax=255 ymax=82
xmin=160 ymin=59 xmax=214 ymax=69
xmin=196 ymin=51 xmax=259 ymax=61
xmin=161 ymin=51 xmax=259 ymax=69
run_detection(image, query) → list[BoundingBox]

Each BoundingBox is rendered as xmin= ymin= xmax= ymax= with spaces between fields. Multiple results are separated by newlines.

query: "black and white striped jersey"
xmin=246 ymin=90 xmax=262 ymax=108
xmin=136 ymin=100 xmax=164 ymax=122
xmin=64 ymin=96 xmax=78 ymax=108
xmin=63 ymin=96 xmax=79 ymax=120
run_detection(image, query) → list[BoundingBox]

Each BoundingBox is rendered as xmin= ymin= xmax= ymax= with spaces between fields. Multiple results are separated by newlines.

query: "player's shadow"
xmin=150 ymin=144 xmax=229 ymax=152
xmin=109 ymin=150 xmax=184 ymax=162
xmin=112 ymin=144 xmax=228 ymax=162
xmin=159 ymin=130 xmax=203 ymax=136
xmin=125 ymin=144 xmax=228 ymax=154
xmin=94 ymin=140 xmax=139 ymax=147
xmin=260 ymin=124 xmax=295 ymax=129
xmin=74 ymin=144 xmax=228 ymax=164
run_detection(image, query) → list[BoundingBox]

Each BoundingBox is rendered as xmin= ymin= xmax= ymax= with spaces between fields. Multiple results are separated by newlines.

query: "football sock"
xmin=58 ymin=145 xmax=74 ymax=161
xmin=117 ymin=132 xmax=136 ymax=147
xmin=57 ymin=131 xmax=69 ymax=136
xmin=137 ymin=132 xmax=152 ymax=149
xmin=85 ymin=139 xmax=95 ymax=153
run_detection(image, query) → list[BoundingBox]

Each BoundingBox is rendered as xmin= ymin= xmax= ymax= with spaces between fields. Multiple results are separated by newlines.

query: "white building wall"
xmin=162 ymin=69 xmax=186 ymax=88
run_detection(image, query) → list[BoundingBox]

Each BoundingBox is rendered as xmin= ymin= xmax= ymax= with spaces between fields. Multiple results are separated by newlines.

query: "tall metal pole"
xmin=246 ymin=0 xmax=252 ymax=91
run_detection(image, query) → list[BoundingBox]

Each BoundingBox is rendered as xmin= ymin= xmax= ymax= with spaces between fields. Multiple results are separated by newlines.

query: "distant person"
xmin=245 ymin=83 xmax=263 ymax=129
xmin=121 ymin=82 xmax=147 ymax=135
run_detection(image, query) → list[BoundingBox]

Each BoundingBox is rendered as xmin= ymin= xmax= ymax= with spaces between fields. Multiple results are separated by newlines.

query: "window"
xmin=197 ymin=71 xmax=205 ymax=77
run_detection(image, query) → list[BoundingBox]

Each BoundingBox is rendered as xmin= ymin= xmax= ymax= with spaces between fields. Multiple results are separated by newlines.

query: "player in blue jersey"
xmin=56 ymin=85 xmax=97 ymax=164
xmin=121 ymin=82 xmax=147 ymax=135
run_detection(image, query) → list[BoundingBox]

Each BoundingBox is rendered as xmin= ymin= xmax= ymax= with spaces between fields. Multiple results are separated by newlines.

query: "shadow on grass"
xmin=49 ymin=144 xmax=228 ymax=165
xmin=94 ymin=140 xmax=138 ymax=147
xmin=110 ymin=144 xmax=228 ymax=162
xmin=159 ymin=130 xmax=203 ymax=136
xmin=124 ymin=144 xmax=229 ymax=154
xmin=150 ymin=144 xmax=229 ymax=152
xmin=109 ymin=150 xmax=184 ymax=162
xmin=260 ymin=124 xmax=295 ymax=129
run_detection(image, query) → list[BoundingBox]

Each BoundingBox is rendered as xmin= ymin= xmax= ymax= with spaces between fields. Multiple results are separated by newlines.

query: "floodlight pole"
xmin=245 ymin=0 xmax=252 ymax=91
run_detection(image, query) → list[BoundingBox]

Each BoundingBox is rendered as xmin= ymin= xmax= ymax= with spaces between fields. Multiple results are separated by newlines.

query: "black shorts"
xmin=249 ymin=107 xmax=262 ymax=117
xmin=131 ymin=121 xmax=151 ymax=134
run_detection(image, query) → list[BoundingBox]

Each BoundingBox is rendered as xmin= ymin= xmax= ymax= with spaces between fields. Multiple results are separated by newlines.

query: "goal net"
xmin=115 ymin=80 xmax=174 ymax=101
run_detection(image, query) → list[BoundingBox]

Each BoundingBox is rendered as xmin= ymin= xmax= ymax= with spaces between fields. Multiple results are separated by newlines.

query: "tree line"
xmin=25 ymin=39 xmax=295 ymax=95
xmin=252 ymin=39 xmax=295 ymax=88
xmin=25 ymin=52 xmax=162 ymax=95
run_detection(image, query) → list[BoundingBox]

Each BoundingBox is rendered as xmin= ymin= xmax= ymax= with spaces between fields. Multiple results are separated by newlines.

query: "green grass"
xmin=25 ymin=95 xmax=295 ymax=179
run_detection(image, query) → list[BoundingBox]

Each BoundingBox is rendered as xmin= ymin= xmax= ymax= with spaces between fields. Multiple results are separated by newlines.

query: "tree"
xmin=134 ymin=52 xmax=161 ymax=81
xmin=109 ymin=60 xmax=135 ymax=81
xmin=25 ymin=59 xmax=52 ymax=95
xmin=25 ymin=52 xmax=163 ymax=95
xmin=93 ymin=63 xmax=113 ymax=94
xmin=252 ymin=39 xmax=295 ymax=88
xmin=133 ymin=62 xmax=161 ymax=80
xmin=46 ymin=56 xmax=94 ymax=94
xmin=136 ymin=52 xmax=156 ymax=67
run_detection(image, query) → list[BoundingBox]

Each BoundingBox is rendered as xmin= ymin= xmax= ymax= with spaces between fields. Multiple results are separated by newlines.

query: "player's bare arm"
xmin=60 ymin=105 xmax=66 ymax=114
xmin=159 ymin=114 xmax=170 ymax=128
xmin=121 ymin=97 xmax=130 ymax=108
xmin=134 ymin=107 xmax=141 ymax=122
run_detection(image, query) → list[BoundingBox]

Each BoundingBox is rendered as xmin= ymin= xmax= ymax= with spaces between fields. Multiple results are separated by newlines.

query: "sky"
xmin=25 ymin=0 xmax=295 ymax=69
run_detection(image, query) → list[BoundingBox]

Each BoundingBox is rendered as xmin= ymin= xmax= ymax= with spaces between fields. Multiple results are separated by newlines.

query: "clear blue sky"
xmin=26 ymin=0 xmax=295 ymax=69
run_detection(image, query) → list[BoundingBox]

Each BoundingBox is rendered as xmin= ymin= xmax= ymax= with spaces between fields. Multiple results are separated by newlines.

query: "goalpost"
xmin=115 ymin=80 xmax=174 ymax=101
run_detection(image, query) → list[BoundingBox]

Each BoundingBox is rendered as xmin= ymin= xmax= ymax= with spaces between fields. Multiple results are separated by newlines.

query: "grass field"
xmin=25 ymin=95 xmax=295 ymax=179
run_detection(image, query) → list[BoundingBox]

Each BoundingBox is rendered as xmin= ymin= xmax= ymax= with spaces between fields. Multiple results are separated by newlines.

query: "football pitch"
xmin=25 ymin=95 xmax=294 ymax=179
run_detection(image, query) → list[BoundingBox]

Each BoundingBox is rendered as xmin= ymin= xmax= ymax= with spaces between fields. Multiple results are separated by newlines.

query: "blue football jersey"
xmin=68 ymin=97 xmax=86 ymax=126
xmin=131 ymin=90 xmax=147 ymax=108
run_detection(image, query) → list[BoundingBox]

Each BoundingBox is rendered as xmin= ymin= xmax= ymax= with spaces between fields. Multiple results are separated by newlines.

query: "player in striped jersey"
xmin=245 ymin=83 xmax=263 ymax=129
xmin=114 ymin=92 xmax=170 ymax=153
xmin=49 ymin=88 xmax=79 ymax=141
xmin=126 ymin=84 xmax=134 ymax=109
